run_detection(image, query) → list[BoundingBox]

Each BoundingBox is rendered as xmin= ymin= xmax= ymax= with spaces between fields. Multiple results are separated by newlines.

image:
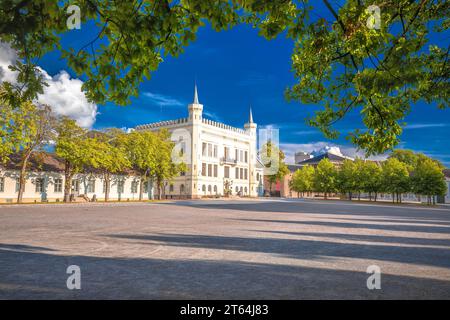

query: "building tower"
xmin=244 ymin=107 xmax=258 ymax=197
xmin=188 ymin=84 xmax=203 ymax=198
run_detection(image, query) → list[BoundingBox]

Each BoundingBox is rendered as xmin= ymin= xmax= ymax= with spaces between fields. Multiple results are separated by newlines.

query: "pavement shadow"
xmin=1 ymin=245 xmax=450 ymax=299
xmin=105 ymin=233 xmax=450 ymax=269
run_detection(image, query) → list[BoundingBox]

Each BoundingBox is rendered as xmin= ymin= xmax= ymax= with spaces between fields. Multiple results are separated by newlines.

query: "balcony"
xmin=220 ymin=157 xmax=237 ymax=165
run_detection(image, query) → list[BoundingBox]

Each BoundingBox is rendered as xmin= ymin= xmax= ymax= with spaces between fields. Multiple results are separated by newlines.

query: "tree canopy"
xmin=1 ymin=0 xmax=448 ymax=155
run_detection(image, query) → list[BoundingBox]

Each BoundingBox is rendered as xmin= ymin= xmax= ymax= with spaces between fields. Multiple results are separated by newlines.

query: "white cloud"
xmin=142 ymin=92 xmax=184 ymax=107
xmin=0 ymin=42 xmax=97 ymax=128
xmin=279 ymin=141 xmax=388 ymax=164
xmin=404 ymin=123 xmax=448 ymax=130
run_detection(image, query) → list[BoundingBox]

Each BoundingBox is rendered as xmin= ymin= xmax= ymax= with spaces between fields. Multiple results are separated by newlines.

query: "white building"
xmin=135 ymin=85 xmax=264 ymax=199
xmin=0 ymin=85 xmax=264 ymax=203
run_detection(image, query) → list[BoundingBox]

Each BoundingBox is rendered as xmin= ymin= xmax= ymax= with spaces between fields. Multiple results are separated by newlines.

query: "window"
xmin=245 ymin=151 xmax=248 ymax=163
xmin=235 ymin=167 xmax=239 ymax=179
xmin=117 ymin=180 xmax=125 ymax=193
xmin=240 ymin=150 xmax=243 ymax=162
xmin=224 ymin=166 xmax=230 ymax=178
xmin=54 ymin=178 xmax=63 ymax=193
xmin=214 ymin=164 xmax=218 ymax=177
xmin=0 ymin=177 xmax=4 ymax=192
xmin=244 ymin=169 xmax=248 ymax=180
xmin=169 ymin=184 xmax=174 ymax=192
xmin=15 ymin=178 xmax=20 ymax=192
xmin=72 ymin=179 xmax=79 ymax=192
xmin=235 ymin=149 xmax=238 ymax=161
xmin=208 ymin=164 xmax=212 ymax=177
xmin=144 ymin=181 xmax=149 ymax=193
xmin=224 ymin=146 xmax=229 ymax=159
xmin=86 ymin=178 xmax=95 ymax=193
xmin=244 ymin=187 xmax=248 ymax=194
xmin=213 ymin=145 xmax=218 ymax=158
xmin=131 ymin=181 xmax=138 ymax=194
xmin=202 ymin=142 xmax=207 ymax=156
xmin=202 ymin=163 xmax=207 ymax=176
xmin=240 ymin=168 xmax=244 ymax=180
xmin=208 ymin=143 xmax=212 ymax=157
xmin=180 ymin=171 xmax=186 ymax=176
xmin=213 ymin=185 xmax=217 ymax=194
xmin=180 ymin=184 xmax=185 ymax=193
xmin=208 ymin=185 xmax=212 ymax=194
xmin=35 ymin=178 xmax=44 ymax=193
xmin=256 ymin=173 xmax=260 ymax=181
xmin=235 ymin=186 xmax=239 ymax=193
xmin=202 ymin=185 xmax=206 ymax=193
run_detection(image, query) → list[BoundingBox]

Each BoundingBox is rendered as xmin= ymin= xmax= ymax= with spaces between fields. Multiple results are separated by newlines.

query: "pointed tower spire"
xmin=249 ymin=106 xmax=254 ymax=123
xmin=193 ymin=82 xmax=199 ymax=104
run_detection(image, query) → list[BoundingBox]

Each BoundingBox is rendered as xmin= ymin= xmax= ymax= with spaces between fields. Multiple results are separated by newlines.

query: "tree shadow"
xmin=1 ymin=245 xmax=449 ymax=299
xmin=232 ymin=218 xmax=450 ymax=234
xmin=251 ymin=230 xmax=450 ymax=247
xmin=104 ymin=233 xmax=450 ymax=269
xmin=168 ymin=200 xmax=450 ymax=221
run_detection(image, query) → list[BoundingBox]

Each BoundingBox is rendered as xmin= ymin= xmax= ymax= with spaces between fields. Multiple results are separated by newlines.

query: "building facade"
xmin=135 ymin=85 xmax=264 ymax=199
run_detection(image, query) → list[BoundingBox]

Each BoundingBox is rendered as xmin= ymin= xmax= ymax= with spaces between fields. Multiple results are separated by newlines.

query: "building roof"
xmin=287 ymin=164 xmax=303 ymax=173
xmin=1 ymin=152 xmax=65 ymax=173
xmin=297 ymin=152 xmax=350 ymax=165
xmin=443 ymin=169 xmax=450 ymax=179
xmin=0 ymin=152 xmax=139 ymax=176
xmin=193 ymin=83 xmax=199 ymax=104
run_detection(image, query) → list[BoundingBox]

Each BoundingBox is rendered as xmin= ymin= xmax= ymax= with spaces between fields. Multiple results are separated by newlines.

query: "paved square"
xmin=1 ymin=199 xmax=450 ymax=299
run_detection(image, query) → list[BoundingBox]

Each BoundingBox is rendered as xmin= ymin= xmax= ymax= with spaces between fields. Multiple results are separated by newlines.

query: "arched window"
xmin=180 ymin=184 xmax=185 ymax=193
xmin=256 ymin=173 xmax=260 ymax=181
xmin=202 ymin=185 xmax=206 ymax=194
xmin=244 ymin=187 xmax=247 ymax=194
xmin=208 ymin=185 xmax=212 ymax=194
xmin=169 ymin=184 xmax=174 ymax=192
xmin=213 ymin=185 xmax=217 ymax=194
xmin=235 ymin=186 xmax=239 ymax=193
xmin=240 ymin=186 xmax=243 ymax=193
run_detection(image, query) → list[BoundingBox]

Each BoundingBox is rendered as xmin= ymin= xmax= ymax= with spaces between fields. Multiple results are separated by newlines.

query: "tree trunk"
xmin=358 ymin=192 xmax=361 ymax=201
xmin=324 ymin=192 xmax=327 ymax=200
xmin=104 ymin=172 xmax=110 ymax=202
xmin=63 ymin=161 xmax=74 ymax=202
xmin=349 ymin=192 xmax=352 ymax=201
xmin=139 ymin=177 xmax=145 ymax=201
xmin=369 ymin=192 xmax=372 ymax=201
xmin=17 ymin=151 xmax=32 ymax=203
xmin=392 ymin=193 xmax=395 ymax=203
xmin=374 ymin=193 xmax=378 ymax=202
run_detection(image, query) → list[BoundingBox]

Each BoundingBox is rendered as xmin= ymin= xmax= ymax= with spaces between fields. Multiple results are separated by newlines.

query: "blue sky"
xmin=19 ymin=8 xmax=450 ymax=167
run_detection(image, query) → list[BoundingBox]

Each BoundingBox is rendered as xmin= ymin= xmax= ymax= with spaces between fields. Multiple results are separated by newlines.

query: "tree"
xmin=151 ymin=129 xmax=186 ymax=200
xmin=381 ymin=158 xmax=411 ymax=203
xmin=0 ymin=93 xmax=55 ymax=203
xmin=313 ymin=158 xmax=338 ymax=199
xmin=55 ymin=117 xmax=93 ymax=202
xmin=260 ymin=141 xmax=290 ymax=194
xmin=361 ymin=161 xmax=383 ymax=201
xmin=411 ymin=159 xmax=447 ymax=204
xmin=2 ymin=1 xmax=447 ymax=155
xmin=88 ymin=129 xmax=130 ymax=201
xmin=337 ymin=159 xmax=357 ymax=200
xmin=0 ymin=84 xmax=17 ymax=163
xmin=290 ymin=165 xmax=315 ymax=197
xmin=390 ymin=149 xmax=445 ymax=171
xmin=122 ymin=130 xmax=159 ymax=201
